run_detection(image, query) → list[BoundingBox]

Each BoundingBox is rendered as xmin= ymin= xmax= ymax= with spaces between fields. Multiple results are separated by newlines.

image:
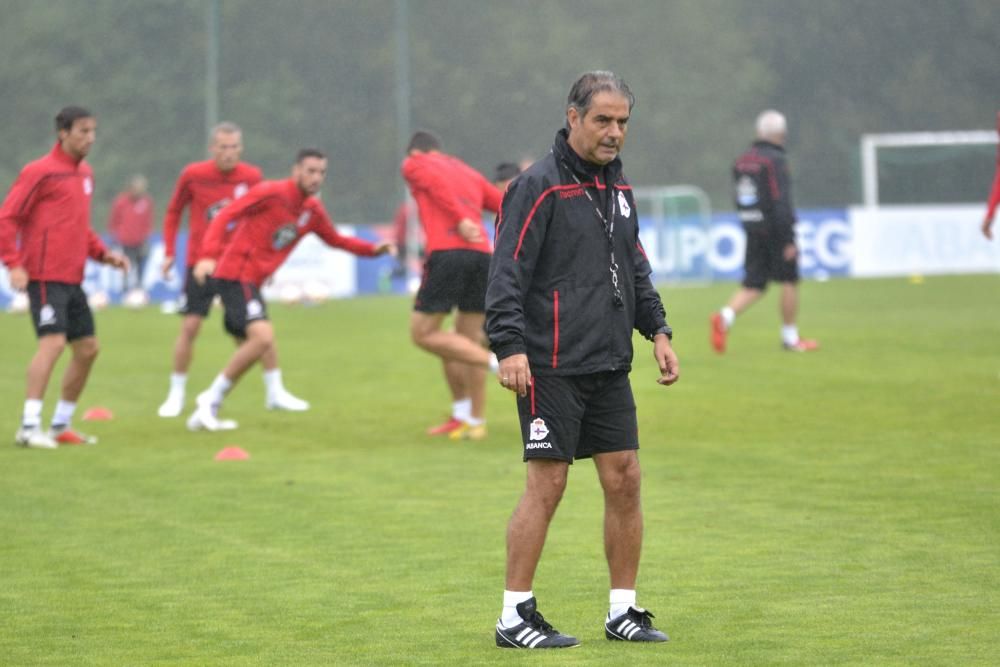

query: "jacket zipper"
xmin=552 ymin=289 xmax=559 ymax=368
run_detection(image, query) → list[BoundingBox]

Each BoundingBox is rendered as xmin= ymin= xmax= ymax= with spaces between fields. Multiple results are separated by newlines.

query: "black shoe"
xmin=605 ymin=606 xmax=669 ymax=642
xmin=495 ymin=597 xmax=580 ymax=649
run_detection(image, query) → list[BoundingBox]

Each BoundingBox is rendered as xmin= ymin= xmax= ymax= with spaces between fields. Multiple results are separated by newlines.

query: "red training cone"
xmin=82 ymin=407 xmax=114 ymax=421
xmin=214 ymin=446 xmax=250 ymax=461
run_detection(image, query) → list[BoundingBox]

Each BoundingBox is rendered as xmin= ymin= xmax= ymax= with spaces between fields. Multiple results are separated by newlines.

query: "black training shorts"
xmin=215 ymin=279 xmax=268 ymax=339
xmin=413 ymin=249 xmax=491 ymax=314
xmin=178 ymin=266 xmax=217 ymax=317
xmin=742 ymin=228 xmax=799 ymax=290
xmin=27 ymin=281 xmax=95 ymax=341
xmin=516 ymin=371 xmax=639 ymax=463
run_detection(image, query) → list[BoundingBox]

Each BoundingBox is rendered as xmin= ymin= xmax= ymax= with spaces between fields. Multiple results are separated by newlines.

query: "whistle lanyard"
xmin=561 ymin=162 xmax=624 ymax=309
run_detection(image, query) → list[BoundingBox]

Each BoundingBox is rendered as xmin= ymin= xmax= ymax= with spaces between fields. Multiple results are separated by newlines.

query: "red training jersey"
xmin=162 ymin=160 xmax=262 ymax=266
xmin=0 ymin=142 xmax=107 ymax=283
xmin=400 ymin=152 xmax=502 ymax=255
xmin=108 ymin=192 xmax=154 ymax=246
xmin=202 ymin=178 xmax=380 ymax=287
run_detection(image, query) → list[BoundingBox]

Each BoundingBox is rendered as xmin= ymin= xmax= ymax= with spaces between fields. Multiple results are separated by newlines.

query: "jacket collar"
xmin=51 ymin=141 xmax=83 ymax=167
xmin=283 ymin=178 xmax=309 ymax=207
xmin=752 ymin=139 xmax=785 ymax=154
xmin=552 ymin=128 xmax=622 ymax=186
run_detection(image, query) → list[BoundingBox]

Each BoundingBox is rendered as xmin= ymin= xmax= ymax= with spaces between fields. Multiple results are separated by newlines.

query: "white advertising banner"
xmin=850 ymin=205 xmax=1000 ymax=277
xmin=261 ymin=227 xmax=358 ymax=303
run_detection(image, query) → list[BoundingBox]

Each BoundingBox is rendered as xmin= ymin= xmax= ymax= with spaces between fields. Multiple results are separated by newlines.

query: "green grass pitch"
xmin=1 ymin=274 xmax=998 ymax=665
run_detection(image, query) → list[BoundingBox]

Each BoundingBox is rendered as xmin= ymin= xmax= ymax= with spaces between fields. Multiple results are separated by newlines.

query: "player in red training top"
xmin=0 ymin=107 xmax=129 ymax=449
xmin=402 ymin=131 xmax=503 ymax=441
xmin=184 ymin=148 xmax=394 ymax=432
xmin=157 ymin=123 xmax=313 ymax=418
xmin=981 ymin=111 xmax=1000 ymax=240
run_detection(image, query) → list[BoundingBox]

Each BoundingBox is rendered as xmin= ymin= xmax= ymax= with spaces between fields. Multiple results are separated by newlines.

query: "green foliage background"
xmin=0 ymin=0 xmax=997 ymax=226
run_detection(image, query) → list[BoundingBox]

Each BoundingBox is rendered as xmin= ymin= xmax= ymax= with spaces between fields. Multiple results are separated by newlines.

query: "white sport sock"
xmin=452 ymin=398 xmax=471 ymax=421
xmin=263 ymin=369 xmax=283 ymax=396
xmin=500 ymin=590 xmax=533 ymax=628
xmin=51 ymin=400 xmax=77 ymax=429
xmin=466 ymin=416 xmax=484 ymax=427
xmin=609 ymin=588 xmax=637 ymax=620
xmin=781 ymin=324 xmax=799 ymax=346
xmin=22 ymin=399 xmax=43 ymax=429
xmin=169 ymin=373 xmax=187 ymax=393
xmin=720 ymin=306 xmax=736 ymax=329
xmin=207 ymin=374 xmax=233 ymax=403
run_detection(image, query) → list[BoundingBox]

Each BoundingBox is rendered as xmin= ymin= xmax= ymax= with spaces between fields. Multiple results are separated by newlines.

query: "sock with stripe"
xmin=22 ymin=399 xmax=43 ymax=429
xmin=609 ymin=588 xmax=636 ymax=621
xmin=50 ymin=400 xmax=77 ymax=431
xmin=500 ymin=590 xmax=533 ymax=628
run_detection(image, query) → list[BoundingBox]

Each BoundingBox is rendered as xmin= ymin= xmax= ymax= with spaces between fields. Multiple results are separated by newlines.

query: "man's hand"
xmin=456 ymin=218 xmax=484 ymax=244
xmin=783 ymin=243 xmax=798 ymax=261
xmin=498 ymin=353 xmax=532 ymax=398
xmin=373 ymin=242 xmax=397 ymax=257
xmin=192 ymin=258 xmax=216 ymax=285
xmin=162 ymin=255 xmax=175 ymax=279
xmin=653 ymin=334 xmax=679 ymax=386
xmin=8 ymin=266 xmax=28 ymax=291
xmin=983 ymin=215 xmax=994 ymax=240
xmin=103 ymin=250 xmax=131 ymax=273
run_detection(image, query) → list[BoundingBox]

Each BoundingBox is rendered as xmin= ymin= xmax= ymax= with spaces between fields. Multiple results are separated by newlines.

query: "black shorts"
xmin=516 ymin=371 xmax=638 ymax=463
xmin=215 ymin=279 xmax=269 ymax=339
xmin=414 ymin=249 xmax=490 ymax=314
xmin=742 ymin=228 xmax=799 ymax=290
xmin=27 ymin=281 xmax=95 ymax=341
xmin=179 ymin=267 xmax=217 ymax=317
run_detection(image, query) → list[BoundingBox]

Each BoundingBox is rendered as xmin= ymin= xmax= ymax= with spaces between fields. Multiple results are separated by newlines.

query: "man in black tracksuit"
xmin=710 ymin=109 xmax=818 ymax=353
xmin=486 ymin=71 xmax=679 ymax=649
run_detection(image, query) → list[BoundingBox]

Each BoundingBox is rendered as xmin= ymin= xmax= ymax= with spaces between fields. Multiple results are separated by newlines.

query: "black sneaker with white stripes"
xmin=605 ymin=606 xmax=669 ymax=642
xmin=495 ymin=597 xmax=580 ymax=649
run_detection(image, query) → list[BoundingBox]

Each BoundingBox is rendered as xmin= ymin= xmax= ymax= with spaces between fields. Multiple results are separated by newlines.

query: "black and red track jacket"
xmin=0 ymin=142 xmax=107 ymax=283
xmin=486 ymin=129 xmax=671 ymax=376
xmin=732 ymin=140 xmax=797 ymax=245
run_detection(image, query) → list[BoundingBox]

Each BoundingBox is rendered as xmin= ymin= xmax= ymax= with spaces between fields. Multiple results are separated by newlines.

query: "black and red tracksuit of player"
xmin=400 ymin=151 xmax=503 ymax=256
xmin=732 ymin=140 xmax=796 ymax=246
xmin=486 ymin=128 xmax=671 ymax=376
xmin=162 ymin=160 xmax=263 ymax=267
xmin=201 ymin=178 xmax=379 ymax=287
xmin=0 ymin=142 xmax=108 ymax=283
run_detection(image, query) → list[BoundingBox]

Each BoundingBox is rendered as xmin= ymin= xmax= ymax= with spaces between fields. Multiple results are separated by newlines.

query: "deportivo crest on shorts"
xmin=272 ymin=223 xmax=298 ymax=249
xmin=38 ymin=304 xmax=57 ymax=327
xmin=617 ymin=190 xmax=631 ymax=219
xmin=529 ymin=417 xmax=549 ymax=441
xmin=246 ymin=299 xmax=264 ymax=319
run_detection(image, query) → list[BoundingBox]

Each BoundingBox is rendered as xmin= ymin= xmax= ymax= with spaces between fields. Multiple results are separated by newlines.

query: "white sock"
xmin=207 ymin=374 xmax=233 ymax=403
xmin=452 ymin=398 xmax=471 ymax=421
xmin=781 ymin=325 xmax=799 ymax=346
xmin=466 ymin=416 xmax=484 ymax=427
xmin=500 ymin=590 xmax=533 ymax=628
xmin=720 ymin=306 xmax=735 ymax=329
xmin=263 ymin=369 xmax=283 ymax=396
xmin=22 ymin=399 xmax=43 ymax=429
xmin=609 ymin=588 xmax=637 ymax=620
xmin=51 ymin=400 xmax=77 ymax=429
xmin=169 ymin=373 xmax=187 ymax=394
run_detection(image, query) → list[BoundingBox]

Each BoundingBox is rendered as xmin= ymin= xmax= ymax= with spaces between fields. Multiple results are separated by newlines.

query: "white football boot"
xmin=266 ymin=389 xmax=310 ymax=412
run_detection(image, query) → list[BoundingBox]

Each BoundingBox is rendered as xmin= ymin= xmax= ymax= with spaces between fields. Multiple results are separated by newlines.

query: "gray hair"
xmin=211 ymin=121 xmax=242 ymax=139
xmin=755 ymin=110 xmax=787 ymax=141
xmin=566 ymin=71 xmax=635 ymax=124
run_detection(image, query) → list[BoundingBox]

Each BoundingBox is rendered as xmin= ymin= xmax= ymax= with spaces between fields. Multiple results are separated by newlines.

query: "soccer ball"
xmin=123 ymin=288 xmax=149 ymax=309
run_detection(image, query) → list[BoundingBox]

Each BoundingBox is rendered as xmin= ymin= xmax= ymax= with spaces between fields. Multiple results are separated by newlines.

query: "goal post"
xmin=860 ymin=130 xmax=998 ymax=208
